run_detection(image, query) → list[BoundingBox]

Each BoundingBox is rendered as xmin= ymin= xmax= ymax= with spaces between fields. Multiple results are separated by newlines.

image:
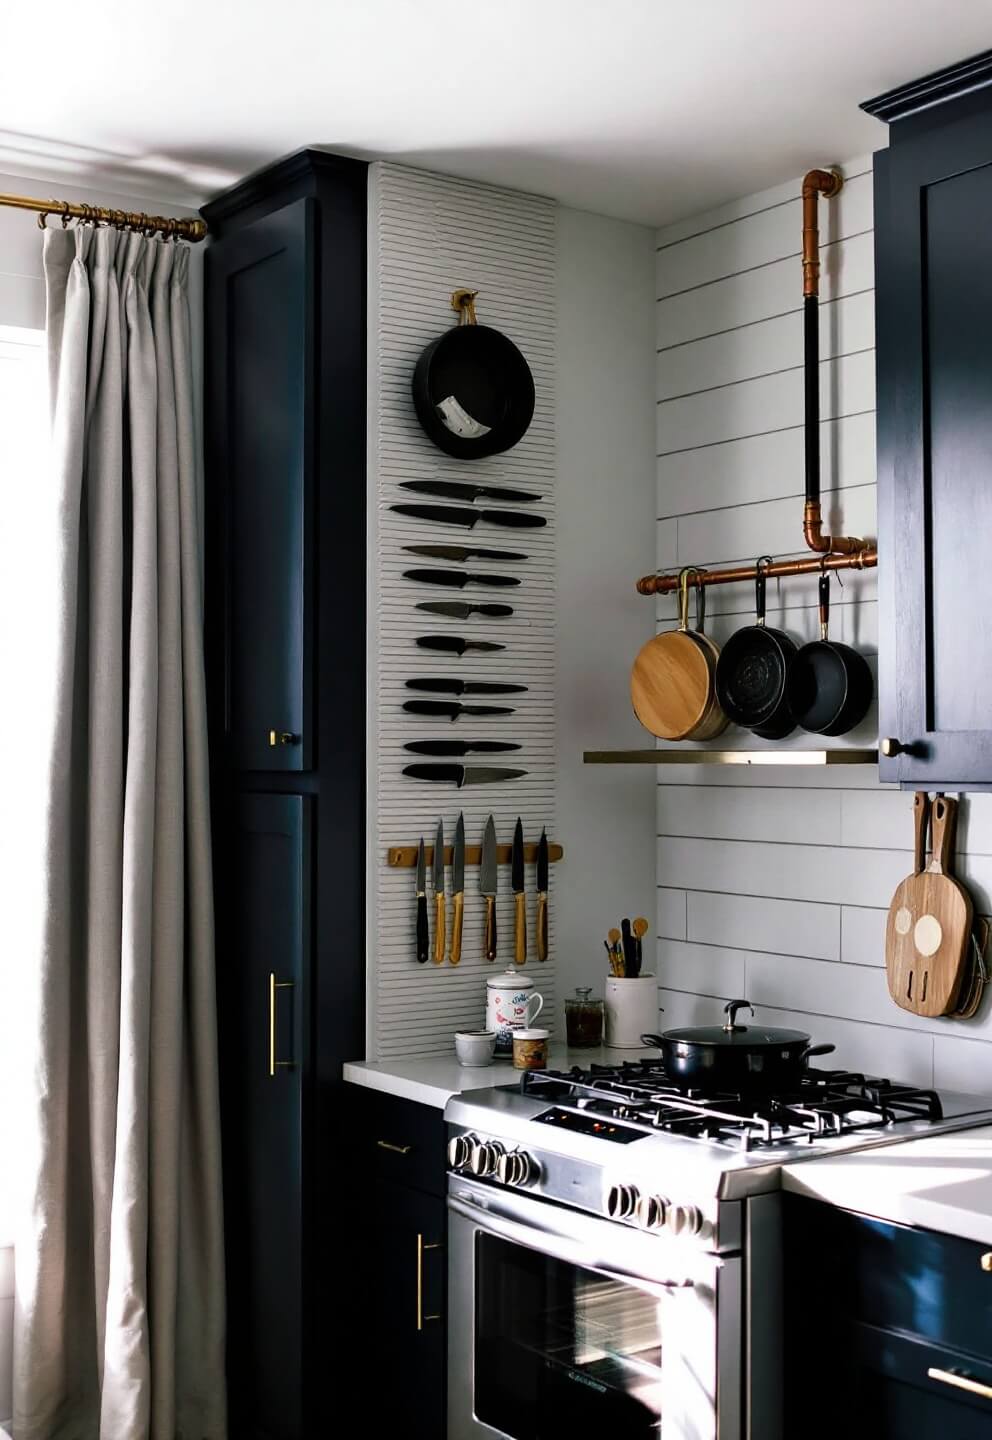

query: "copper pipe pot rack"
xmin=637 ymin=547 xmax=877 ymax=596
xmin=640 ymin=166 xmax=876 ymax=599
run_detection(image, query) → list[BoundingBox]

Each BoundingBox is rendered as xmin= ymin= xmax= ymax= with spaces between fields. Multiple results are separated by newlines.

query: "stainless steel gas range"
xmin=445 ymin=1060 xmax=992 ymax=1440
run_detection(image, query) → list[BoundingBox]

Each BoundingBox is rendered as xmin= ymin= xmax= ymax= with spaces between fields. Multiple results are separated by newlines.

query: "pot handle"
xmin=755 ymin=556 xmax=772 ymax=628
xmin=802 ymin=1042 xmax=836 ymax=1064
xmin=639 ymin=1031 xmax=666 ymax=1048
xmin=723 ymin=999 xmax=754 ymax=1032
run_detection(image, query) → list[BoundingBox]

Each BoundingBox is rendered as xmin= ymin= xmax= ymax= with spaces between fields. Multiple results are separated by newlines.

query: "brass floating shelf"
xmin=388 ymin=841 xmax=564 ymax=869
xmin=584 ymin=749 xmax=878 ymax=767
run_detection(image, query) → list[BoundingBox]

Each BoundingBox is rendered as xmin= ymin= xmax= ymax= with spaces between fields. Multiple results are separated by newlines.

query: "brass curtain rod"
xmin=0 ymin=189 xmax=207 ymax=243
xmin=636 ymin=548 xmax=878 ymax=595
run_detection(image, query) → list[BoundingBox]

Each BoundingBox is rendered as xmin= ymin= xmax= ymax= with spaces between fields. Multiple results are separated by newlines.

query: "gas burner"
xmin=520 ymin=1064 xmax=945 ymax=1153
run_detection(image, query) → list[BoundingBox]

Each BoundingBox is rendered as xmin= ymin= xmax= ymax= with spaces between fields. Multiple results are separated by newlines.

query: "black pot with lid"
xmin=642 ymin=999 xmax=835 ymax=1095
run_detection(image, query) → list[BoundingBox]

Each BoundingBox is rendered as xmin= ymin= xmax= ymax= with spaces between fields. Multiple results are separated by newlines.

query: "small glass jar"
xmin=564 ymin=987 xmax=604 ymax=1049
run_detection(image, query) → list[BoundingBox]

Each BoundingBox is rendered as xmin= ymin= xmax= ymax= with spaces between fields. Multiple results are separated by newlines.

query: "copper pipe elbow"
xmin=802 ymin=168 xmax=843 ymax=298
xmin=803 ymin=500 xmax=865 ymax=556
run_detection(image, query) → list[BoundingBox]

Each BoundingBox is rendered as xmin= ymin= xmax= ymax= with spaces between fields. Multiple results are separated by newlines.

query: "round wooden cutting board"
xmin=631 ymin=629 xmax=712 ymax=740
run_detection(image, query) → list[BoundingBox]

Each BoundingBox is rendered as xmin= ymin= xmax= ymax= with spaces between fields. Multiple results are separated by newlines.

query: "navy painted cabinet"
xmin=203 ymin=150 xmax=367 ymax=1438
xmin=784 ymin=1194 xmax=992 ymax=1437
xmin=868 ymin=52 xmax=992 ymax=787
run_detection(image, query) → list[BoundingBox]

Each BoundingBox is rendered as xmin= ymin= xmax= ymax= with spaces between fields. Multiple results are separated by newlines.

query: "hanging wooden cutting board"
xmin=886 ymin=793 xmax=972 ymax=1017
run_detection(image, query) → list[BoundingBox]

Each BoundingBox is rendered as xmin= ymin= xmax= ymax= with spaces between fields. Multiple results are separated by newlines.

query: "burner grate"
xmin=519 ymin=1063 xmax=944 ymax=1152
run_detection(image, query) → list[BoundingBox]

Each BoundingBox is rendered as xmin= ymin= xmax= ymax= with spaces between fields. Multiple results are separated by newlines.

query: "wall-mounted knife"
xmin=416 ymin=601 xmax=514 ymax=620
xmin=392 ymin=503 xmax=547 ymax=530
xmin=403 ymin=568 xmax=519 ymax=589
xmin=481 ymin=815 xmax=498 ymax=962
xmin=415 ymin=837 xmax=428 ymax=965
xmin=405 ymin=739 xmax=522 ymax=755
xmin=512 ymin=817 xmax=527 ymax=966
xmin=536 ymin=828 xmax=549 ymax=962
xmin=405 ymin=678 xmax=526 ymax=695
xmin=403 ymin=765 xmax=527 ymax=787
xmin=404 ymin=544 xmax=527 ymax=564
xmin=400 ymin=480 xmax=542 ymax=505
xmin=451 ymin=813 xmax=465 ymax=966
xmin=416 ymin=635 xmax=505 ymax=655
xmin=404 ymin=701 xmax=515 ymax=720
xmin=432 ymin=818 xmax=445 ymax=966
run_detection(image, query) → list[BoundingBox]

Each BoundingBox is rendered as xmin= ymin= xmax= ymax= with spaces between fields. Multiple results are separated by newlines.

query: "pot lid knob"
xmin=723 ymin=999 xmax=754 ymax=1033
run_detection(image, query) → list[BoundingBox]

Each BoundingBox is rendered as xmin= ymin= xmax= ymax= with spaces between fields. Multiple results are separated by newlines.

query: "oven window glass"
xmin=475 ymin=1233 xmax=662 ymax=1437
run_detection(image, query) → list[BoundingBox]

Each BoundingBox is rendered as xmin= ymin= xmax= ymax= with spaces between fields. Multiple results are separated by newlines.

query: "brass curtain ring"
xmin=61 ymin=201 xmax=72 ymax=229
xmin=37 ymin=206 xmax=49 ymax=230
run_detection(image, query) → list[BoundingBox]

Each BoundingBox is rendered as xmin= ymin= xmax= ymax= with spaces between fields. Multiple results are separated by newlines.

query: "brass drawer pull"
xmin=981 ymin=1252 xmax=992 ymax=1273
xmin=376 ymin=1139 xmax=412 ymax=1155
xmin=268 ymin=730 xmax=299 ymax=747
xmin=268 ymin=973 xmax=294 ymax=1077
xmin=416 ymin=1234 xmax=443 ymax=1331
xmin=928 ymin=1367 xmax=992 ymax=1402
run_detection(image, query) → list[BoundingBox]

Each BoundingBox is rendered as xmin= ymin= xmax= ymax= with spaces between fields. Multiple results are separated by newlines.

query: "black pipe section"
xmin=804 ymin=293 xmax=819 ymax=507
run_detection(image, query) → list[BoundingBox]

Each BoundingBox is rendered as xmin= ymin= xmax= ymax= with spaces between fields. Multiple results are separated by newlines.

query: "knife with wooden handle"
xmin=432 ymin=818 xmax=446 ymax=965
xmin=536 ymin=828 xmax=549 ymax=962
xmin=512 ymin=817 xmax=527 ymax=965
xmin=481 ymin=815 xmax=498 ymax=962
xmin=415 ymin=837 xmax=428 ymax=964
xmin=451 ymin=813 xmax=465 ymax=966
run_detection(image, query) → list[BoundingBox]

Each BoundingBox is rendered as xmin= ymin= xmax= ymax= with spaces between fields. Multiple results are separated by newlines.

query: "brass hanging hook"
xmin=450 ymin=288 xmax=479 ymax=325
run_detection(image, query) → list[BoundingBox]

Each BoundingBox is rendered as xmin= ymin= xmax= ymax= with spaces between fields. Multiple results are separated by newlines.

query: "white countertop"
xmin=783 ymin=1123 xmax=992 ymax=1247
xmin=343 ymin=1045 xmax=657 ymax=1110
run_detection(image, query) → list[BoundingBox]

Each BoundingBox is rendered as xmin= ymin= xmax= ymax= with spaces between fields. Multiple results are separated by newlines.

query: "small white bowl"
xmin=455 ymin=1030 xmax=497 ymax=1067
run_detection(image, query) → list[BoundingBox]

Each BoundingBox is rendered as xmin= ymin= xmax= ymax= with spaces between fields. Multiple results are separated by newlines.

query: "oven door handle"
xmin=447 ymin=1192 xmax=695 ymax=1297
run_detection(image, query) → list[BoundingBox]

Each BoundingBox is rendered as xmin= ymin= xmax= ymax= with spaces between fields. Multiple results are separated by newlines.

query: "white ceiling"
xmin=4 ymin=1 xmax=992 ymax=226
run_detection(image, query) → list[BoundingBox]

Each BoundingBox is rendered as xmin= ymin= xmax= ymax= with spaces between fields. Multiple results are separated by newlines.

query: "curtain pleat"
xmin=13 ymin=226 xmax=226 ymax=1440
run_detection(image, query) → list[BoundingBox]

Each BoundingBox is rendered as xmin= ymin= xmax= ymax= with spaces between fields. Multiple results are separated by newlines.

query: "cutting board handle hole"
xmin=907 ymin=970 xmax=913 ymax=1001
xmin=921 ymin=970 xmax=928 ymax=1003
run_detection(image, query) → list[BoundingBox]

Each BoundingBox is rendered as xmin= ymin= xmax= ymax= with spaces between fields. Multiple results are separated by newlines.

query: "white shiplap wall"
xmin=368 ymin=163 xmax=558 ymax=1058
xmin=654 ymin=155 xmax=992 ymax=1096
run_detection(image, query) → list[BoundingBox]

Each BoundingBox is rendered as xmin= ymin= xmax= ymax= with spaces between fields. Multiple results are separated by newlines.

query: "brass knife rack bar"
xmin=388 ymin=842 xmax=563 ymax=868
xmin=638 ymin=167 xmax=877 ymax=599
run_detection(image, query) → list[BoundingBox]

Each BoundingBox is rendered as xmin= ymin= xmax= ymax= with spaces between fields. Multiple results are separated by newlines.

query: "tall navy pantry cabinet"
xmin=868 ymin=52 xmax=992 ymax=788
xmin=201 ymin=151 xmax=367 ymax=1438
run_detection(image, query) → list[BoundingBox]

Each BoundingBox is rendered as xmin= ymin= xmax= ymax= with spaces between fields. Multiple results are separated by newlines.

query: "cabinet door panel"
xmin=221 ymin=793 xmax=309 ymax=1440
xmin=207 ymin=199 xmax=313 ymax=772
xmin=877 ymin=117 xmax=992 ymax=785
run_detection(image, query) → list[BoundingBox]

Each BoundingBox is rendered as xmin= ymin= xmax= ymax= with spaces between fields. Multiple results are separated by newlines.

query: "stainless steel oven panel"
xmin=448 ymin=1174 xmax=741 ymax=1440
xmin=745 ymin=1192 xmax=782 ymax=1440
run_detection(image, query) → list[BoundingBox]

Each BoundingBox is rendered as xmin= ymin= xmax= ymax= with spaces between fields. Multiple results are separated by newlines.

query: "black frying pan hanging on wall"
xmin=412 ymin=290 xmax=535 ymax=460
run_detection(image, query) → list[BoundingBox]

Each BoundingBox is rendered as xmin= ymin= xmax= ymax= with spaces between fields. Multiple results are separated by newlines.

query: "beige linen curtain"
xmin=12 ymin=225 xmax=226 ymax=1439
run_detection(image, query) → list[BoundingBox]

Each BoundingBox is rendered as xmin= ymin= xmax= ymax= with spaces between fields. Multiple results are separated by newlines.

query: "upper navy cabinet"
xmin=206 ymin=198 xmax=313 ymax=772
xmin=867 ymin=52 xmax=992 ymax=787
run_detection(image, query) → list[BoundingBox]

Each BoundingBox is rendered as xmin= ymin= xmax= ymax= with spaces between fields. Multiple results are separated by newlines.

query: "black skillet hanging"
xmin=714 ymin=556 xmax=797 ymax=739
xmin=411 ymin=289 xmax=535 ymax=459
xmin=786 ymin=568 xmax=873 ymax=736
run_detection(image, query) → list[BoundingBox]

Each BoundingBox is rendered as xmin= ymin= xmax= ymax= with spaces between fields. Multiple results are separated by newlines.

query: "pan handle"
xmin=755 ymin=556 xmax=773 ymax=628
xmin=695 ymin=571 xmax=707 ymax=634
xmin=802 ymin=1043 xmax=836 ymax=1065
xmin=818 ymin=567 xmax=830 ymax=642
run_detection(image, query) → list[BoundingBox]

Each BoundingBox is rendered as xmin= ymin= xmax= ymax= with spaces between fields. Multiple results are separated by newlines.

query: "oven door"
xmin=448 ymin=1175 xmax=741 ymax=1440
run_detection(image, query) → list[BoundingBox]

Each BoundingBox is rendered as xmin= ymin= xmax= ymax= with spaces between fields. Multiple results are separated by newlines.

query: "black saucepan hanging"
xmin=412 ymin=289 xmax=535 ymax=459
xmin=786 ymin=569 xmax=873 ymax=735
xmin=714 ymin=557 xmax=797 ymax=738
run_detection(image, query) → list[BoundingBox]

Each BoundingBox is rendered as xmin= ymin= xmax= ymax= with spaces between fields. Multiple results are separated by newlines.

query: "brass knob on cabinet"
xmin=268 ymin=730 xmax=299 ymax=747
xmin=881 ymin=738 xmax=905 ymax=758
xmin=981 ymin=1252 xmax=992 ymax=1273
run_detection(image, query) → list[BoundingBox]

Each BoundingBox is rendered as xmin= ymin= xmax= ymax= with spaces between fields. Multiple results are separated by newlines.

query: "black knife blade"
xmin=415 ymin=837 xmax=428 ymax=964
xmin=416 ymin=601 xmax=515 ymax=619
xmin=404 ymin=739 xmax=522 ymax=755
xmin=403 ymin=701 xmax=515 ymax=720
xmin=403 ymin=568 xmax=520 ymax=589
xmin=511 ymin=818 xmax=525 ymax=895
xmin=403 ymin=544 xmax=528 ymax=563
xmin=400 ymin=480 xmax=542 ymax=505
xmin=416 ymin=635 xmax=505 ymax=655
xmin=512 ymin=817 xmax=526 ymax=965
xmin=391 ymin=503 xmax=547 ymax=530
xmin=537 ymin=828 xmax=549 ymax=962
xmin=405 ymin=678 xmax=527 ymax=695
xmin=403 ymin=764 xmax=528 ymax=787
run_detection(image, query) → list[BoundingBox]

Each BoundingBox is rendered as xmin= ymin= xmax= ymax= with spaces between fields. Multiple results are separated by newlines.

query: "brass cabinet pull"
xmin=268 ymin=973 xmax=294 ymax=1077
xmin=376 ymin=1140 xmax=412 ymax=1155
xmin=416 ymin=1234 xmax=443 ymax=1331
xmin=981 ymin=1252 xmax=992 ymax=1273
xmin=268 ymin=730 xmax=299 ymax=747
xmin=928 ymin=1367 xmax=992 ymax=1402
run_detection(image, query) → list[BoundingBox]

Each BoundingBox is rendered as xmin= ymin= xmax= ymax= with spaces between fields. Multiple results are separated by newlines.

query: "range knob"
xmin=447 ymin=1134 xmax=474 ymax=1171
xmin=496 ymin=1150 xmax=535 ymax=1187
xmin=670 ymin=1203 xmax=704 ymax=1237
xmin=636 ymin=1193 xmax=671 ymax=1230
xmin=606 ymin=1182 xmax=640 ymax=1220
xmin=469 ymin=1140 xmax=505 ymax=1178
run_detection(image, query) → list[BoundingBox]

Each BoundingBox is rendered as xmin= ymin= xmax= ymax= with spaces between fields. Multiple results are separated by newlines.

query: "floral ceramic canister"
xmin=485 ymin=969 xmax=545 ymax=1055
